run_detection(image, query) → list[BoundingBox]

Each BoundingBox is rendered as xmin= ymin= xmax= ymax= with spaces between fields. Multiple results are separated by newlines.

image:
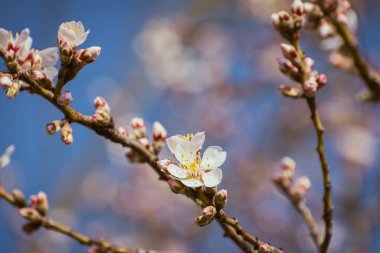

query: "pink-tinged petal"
xmin=43 ymin=67 xmax=58 ymax=80
xmin=181 ymin=178 xmax=203 ymax=188
xmin=202 ymin=168 xmax=222 ymax=187
xmin=76 ymin=30 xmax=90 ymax=46
xmin=17 ymin=28 xmax=30 ymax=45
xmin=173 ymin=141 xmax=197 ymax=165
xmin=167 ymin=164 xmax=189 ymax=179
xmin=166 ymin=135 xmax=183 ymax=153
xmin=201 ymin=146 xmax=226 ymax=169
xmin=18 ymin=37 xmax=33 ymax=59
xmin=191 ymin=131 xmax=205 ymax=150
xmin=0 ymin=28 xmax=9 ymax=49
xmin=40 ymin=47 xmax=59 ymax=67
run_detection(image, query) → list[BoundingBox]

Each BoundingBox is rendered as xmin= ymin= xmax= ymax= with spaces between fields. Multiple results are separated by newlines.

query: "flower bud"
xmin=152 ymin=121 xmax=167 ymax=152
xmin=6 ymin=81 xmax=20 ymax=99
xmin=131 ymin=117 xmax=147 ymax=138
xmin=259 ymin=243 xmax=271 ymax=253
xmin=291 ymin=0 xmax=304 ymax=16
xmin=319 ymin=20 xmax=334 ymax=38
xmin=194 ymin=214 xmax=212 ymax=227
xmin=303 ymin=79 xmax=318 ymax=97
xmin=0 ymin=74 xmax=13 ymax=89
xmin=304 ymin=2 xmax=316 ymax=13
xmin=278 ymin=11 xmax=291 ymax=21
xmin=30 ymin=191 xmax=49 ymax=216
xmin=279 ymin=85 xmax=303 ymax=99
xmin=138 ymin=137 xmax=151 ymax=149
xmin=271 ymin=13 xmax=280 ymax=26
xmin=78 ymin=46 xmax=101 ymax=63
xmin=57 ymin=91 xmax=73 ymax=106
xmin=280 ymin=43 xmax=298 ymax=60
xmin=277 ymin=58 xmax=298 ymax=74
xmin=337 ymin=13 xmax=349 ymax=26
xmin=19 ymin=207 xmax=42 ymax=221
xmin=61 ymin=122 xmax=73 ymax=145
xmin=92 ymin=109 xmax=112 ymax=126
xmin=117 ymin=126 xmax=129 ymax=136
xmin=93 ymin=96 xmax=111 ymax=113
xmin=214 ymin=189 xmax=228 ymax=210
xmin=304 ymin=57 xmax=315 ymax=70
xmin=281 ymin=156 xmax=296 ymax=179
xmin=157 ymin=159 xmax=173 ymax=171
xmin=12 ymin=189 xmax=26 ymax=208
xmin=317 ymin=73 xmax=328 ymax=88
xmin=59 ymin=41 xmax=73 ymax=64
xmin=292 ymin=176 xmax=311 ymax=199
xmin=202 ymin=206 xmax=217 ymax=219
xmin=45 ymin=120 xmax=61 ymax=135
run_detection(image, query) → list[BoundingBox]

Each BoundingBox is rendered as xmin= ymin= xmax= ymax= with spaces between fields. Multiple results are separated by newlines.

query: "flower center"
xmin=68 ymin=26 xmax=79 ymax=34
xmin=181 ymin=133 xmax=194 ymax=141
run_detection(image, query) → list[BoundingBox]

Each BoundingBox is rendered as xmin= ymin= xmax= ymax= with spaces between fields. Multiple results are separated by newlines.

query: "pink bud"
xmin=152 ymin=121 xmax=167 ymax=140
xmin=19 ymin=207 xmax=41 ymax=221
xmin=214 ymin=189 xmax=228 ymax=210
xmin=281 ymin=156 xmax=296 ymax=179
xmin=319 ymin=20 xmax=334 ymax=38
xmin=279 ymin=85 xmax=304 ymax=98
xmin=202 ymin=206 xmax=217 ymax=219
xmin=291 ymin=0 xmax=304 ymax=16
xmin=304 ymin=57 xmax=315 ymax=69
xmin=92 ymin=109 xmax=112 ymax=126
xmin=278 ymin=11 xmax=291 ymax=21
xmin=280 ymin=43 xmax=298 ymax=60
xmin=57 ymin=91 xmax=73 ymax=106
xmin=93 ymin=96 xmax=111 ymax=113
xmin=79 ymin=46 xmax=101 ymax=63
xmin=61 ymin=122 xmax=73 ymax=145
xmin=303 ymin=79 xmax=318 ymax=97
xmin=117 ymin=126 xmax=129 ymax=136
xmin=45 ymin=120 xmax=61 ymax=135
xmin=157 ymin=159 xmax=173 ymax=171
xmin=0 ymin=74 xmax=13 ymax=89
xmin=131 ymin=117 xmax=147 ymax=138
xmin=277 ymin=58 xmax=298 ymax=74
xmin=271 ymin=13 xmax=280 ymax=26
xmin=337 ymin=13 xmax=349 ymax=26
xmin=317 ymin=73 xmax=328 ymax=87
xmin=259 ymin=243 xmax=271 ymax=253
xmin=138 ymin=137 xmax=151 ymax=149
xmin=304 ymin=2 xmax=316 ymax=13
xmin=292 ymin=176 xmax=311 ymax=199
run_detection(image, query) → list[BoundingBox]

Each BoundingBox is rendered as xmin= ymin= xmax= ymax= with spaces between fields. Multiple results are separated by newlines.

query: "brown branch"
xmin=0 ymin=49 xmax=284 ymax=253
xmin=316 ymin=2 xmax=380 ymax=100
xmin=0 ymin=186 xmax=144 ymax=253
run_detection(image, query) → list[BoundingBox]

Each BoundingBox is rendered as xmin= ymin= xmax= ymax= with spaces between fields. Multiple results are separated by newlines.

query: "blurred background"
xmin=1 ymin=0 xmax=380 ymax=252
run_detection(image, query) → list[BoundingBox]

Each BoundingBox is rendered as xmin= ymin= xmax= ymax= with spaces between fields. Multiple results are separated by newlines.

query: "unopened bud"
xmin=214 ymin=189 xmax=228 ymax=210
xmin=277 ymin=58 xmax=298 ymax=74
xmin=271 ymin=13 xmax=280 ymax=26
xmin=279 ymin=85 xmax=303 ymax=98
xmin=117 ymin=126 xmax=129 ymax=136
xmin=152 ymin=121 xmax=167 ymax=152
xmin=291 ymin=0 xmax=304 ymax=16
xmin=304 ymin=57 xmax=315 ymax=70
xmin=78 ymin=46 xmax=101 ymax=63
xmin=317 ymin=73 xmax=327 ymax=88
xmin=93 ymin=96 xmax=111 ymax=113
xmin=45 ymin=120 xmax=61 ymax=135
xmin=0 ymin=74 xmax=13 ymax=89
xmin=167 ymin=179 xmax=186 ymax=194
xmin=19 ymin=207 xmax=42 ymax=221
xmin=138 ymin=137 xmax=151 ymax=149
xmin=57 ymin=91 xmax=73 ymax=106
xmin=319 ymin=20 xmax=334 ymax=38
xmin=259 ymin=243 xmax=271 ymax=253
xmin=280 ymin=43 xmax=298 ymax=60
xmin=157 ymin=159 xmax=173 ymax=171
xmin=12 ymin=189 xmax=26 ymax=208
xmin=281 ymin=156 xmax=296 ymax=179
xmin=6 ymin=81 xmax=20 ymax=99
xmin=337 ymin=13 xmax=349 ymax=26
xmin=92 ymin=109 xmax=112 ymax=126
xmin=303 ymin=80 xmax=318 ymax=97
xmin=303 ymin=2 xmax=316 ymax=13
xmin=61 ymin=122 xmax=73 ymax=145
xmin=194 ymin=214 xmax=212 ymax=227
xmin=59 ymin=41 xmax=73 ymax=64
xmin=131 ymin=117 xmax=147 ymax=138
xmin=278 ymin=11 xmax=291 ymax=21
xmin=292 ymin=176 xmax=311 ymax=199
xmin=202 ymin=206 xmax=217 ymax=219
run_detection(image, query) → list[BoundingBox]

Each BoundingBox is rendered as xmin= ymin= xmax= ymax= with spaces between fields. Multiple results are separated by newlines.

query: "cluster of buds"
xmin=194 ymin=205 xmax=217 ymax=227
xmin=0 ymin=73 xmax=21 ymax=99
xmin=92 ymin=96 xmax=113 ymax=126
xmin=57 ymin=91 xmax=73 ymax=106
xmin=45 ymin=120 xmax=74 ymax=145
xmin=273 ymin=156 xmax=311 ymax=200
xmin=57 ymin=21 xmax=101 ymax=82
xmin=277 ymin=42 xmax=327 ymax=98
xmin=303 ymin=1 xmax=357 ymax=70
xmin=271 ymin=0 xmax=305 ymax=42
xmin=121 ymin=117 xmax=167 ymax=162
xmin=29 ymin=191 xmax=49 ymax=216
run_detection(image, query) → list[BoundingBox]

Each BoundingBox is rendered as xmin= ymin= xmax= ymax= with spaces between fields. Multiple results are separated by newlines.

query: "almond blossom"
xmin=0 ymin=28 xmax=32 ymax=58
xmin=58 ymin=21 xmax=89 ymax=47
xmin=159 ymin=132 xmax=226 ymax=188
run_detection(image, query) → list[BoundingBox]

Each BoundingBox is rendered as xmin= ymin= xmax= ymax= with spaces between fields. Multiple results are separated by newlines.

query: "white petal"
xmin=166 ymin=135 xmax=183 ymax=154
xmin=17 ymin=28 xmax=30 ymax=45
xmin=76 ymin=30 xmax=89 ymax=46
xmin=19 ymin=37 xmax=33 ymax=59
xmin=201 ymin=146 xmax=227 ymax=169
xmin=167 ymin=164 xmax=189 ymax=179
xmin=43 ymin=67 xmax=58 ymax=80
xmin=0 ymin=28 xmax=9 ymax=49
xmin=173 ymin=141 xmax=197 ymax=165
xmin=181 ymin=178 xmax=203 ymax=188
xmin=202 ymin=168 xmax=222 ymax=187
xmin=191 ymin=131 xmax=205 ymax=150
xmin=40 ymin=47 xmax=59 ymax=67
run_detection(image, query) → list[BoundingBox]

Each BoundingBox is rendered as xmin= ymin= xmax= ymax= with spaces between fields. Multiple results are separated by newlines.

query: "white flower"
xmin=0 ymin=28 xmax=32 ymax=58
xmin=58 ymin=21 xmax=89 ymax=47
xmin=0 ymin=145 xmax=15 ymax=169
xmin=161 ymin=132 xmax=226 ymax=188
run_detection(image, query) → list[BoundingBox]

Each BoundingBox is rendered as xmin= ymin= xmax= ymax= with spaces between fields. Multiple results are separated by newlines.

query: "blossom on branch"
xmin=58 ymin=21 xmax=89 ymax=48
xmin=159 ymin=132 xmax=226 ymax=188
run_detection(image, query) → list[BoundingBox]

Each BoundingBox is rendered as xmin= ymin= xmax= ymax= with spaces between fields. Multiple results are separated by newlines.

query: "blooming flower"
xmin=160 ymin=132 xmax=226 ymax=188
xmin=0 ymin=28 xmax=32 ymax=58
xmin=58 ymin=21 xmax=89 ymax=47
